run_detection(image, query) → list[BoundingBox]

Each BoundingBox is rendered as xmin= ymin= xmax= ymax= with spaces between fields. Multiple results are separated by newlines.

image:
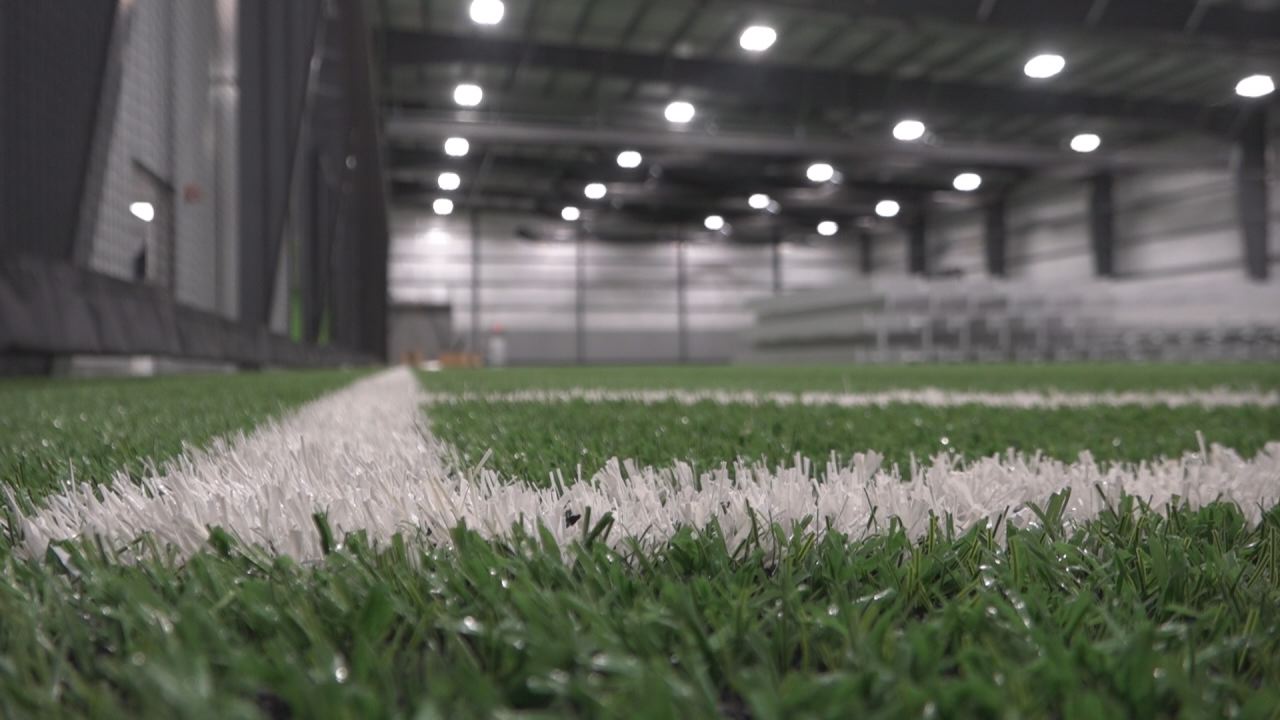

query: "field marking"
xmin=16 ymin=367 xmax=1280 ymax=561
xmin=421 ymin=387 xmax=1280 ymax=409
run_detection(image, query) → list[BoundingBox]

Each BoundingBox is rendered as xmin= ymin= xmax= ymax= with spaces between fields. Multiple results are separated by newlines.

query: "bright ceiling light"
xmin=433 ymin=198 xmax=454 ymax=216
xmin=665 ymin=101 xmax=695 ymax=124
xmin=817 ymin=220 xmax=839 ymax=237
xmin=704 ymin=214 xmax=725 ymax=231
xmin=1024 ymin=53 xmax=1066 ymax=79
xmin=617 ymin=150 xmax=643 ymax=168
xmin=739 ymin=25 xmax=777 ymax=52
xmin=469 ymin=0 xmax=504 ymax=25
xmin=437 ymin=171 xmax=461 ymax=191
xmin=453 ymin=83 xmax=483 ymax=107
xmin=561 ymin=206 xmax=581 ymax=222
xmin=953 ymin=172 xmax=983 ymax=192
xmin=875 ymin=200 xmax=900 ymax=218
xmin=584 ymin=182 xmax=607 ymax=200
xmin=1070 ymin=133 xmax=1101 ymax=153
xmin=129 ymin=201 xmax=155 ymax=223
xmin=748 ymin=193 xmax=771 ymax=210
xmin=443 ymin=137 xmax=470 ymax=157
xmin=892 ymin=119 xmax=926 ymax=142
xmin=806 ymin=162 xmax=835 ymax=183
xmin=1235 ymin=74 xmax=1275 ymax=98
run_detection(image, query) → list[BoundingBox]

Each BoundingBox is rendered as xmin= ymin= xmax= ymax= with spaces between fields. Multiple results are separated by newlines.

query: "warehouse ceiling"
xmin=372 ymin=0 xmax=1280 ymax=240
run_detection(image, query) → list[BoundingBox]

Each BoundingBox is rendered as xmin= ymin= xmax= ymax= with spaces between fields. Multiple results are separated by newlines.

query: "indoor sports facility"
xmin=2 ymin=1 xmax=1279 ymax=716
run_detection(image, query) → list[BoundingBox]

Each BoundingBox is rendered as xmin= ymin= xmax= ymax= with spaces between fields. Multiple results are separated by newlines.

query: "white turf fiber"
xmin=15 ymin=368 xmax=1280 ymax=562
xmin=421 ymin=387 xmax=1280 ymax=409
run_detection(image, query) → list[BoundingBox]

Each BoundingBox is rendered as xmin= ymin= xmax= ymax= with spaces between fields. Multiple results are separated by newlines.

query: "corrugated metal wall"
xmin=389 ymin=209 xmax=867 ymax=364
xmin=931 ymin=168 xmax=1279 ymax=286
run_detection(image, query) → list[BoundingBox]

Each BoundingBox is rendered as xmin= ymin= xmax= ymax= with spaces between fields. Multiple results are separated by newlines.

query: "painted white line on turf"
xmin=15 ymin=367 xmax=1280 ymax=561
xmin=15 ymin=367 xmax=447 ymax=561
xmin=420 ymin=387 xmax=1280 ymax=409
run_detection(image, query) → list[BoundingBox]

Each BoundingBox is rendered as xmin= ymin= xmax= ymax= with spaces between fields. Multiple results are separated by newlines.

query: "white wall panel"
xmin=393 ymin=157 xmax=1277 ymax=365
xmin=90 ymin=1 xmax=224 ymax=313
xmin=389 ymin=208 xmax=864 ymax=363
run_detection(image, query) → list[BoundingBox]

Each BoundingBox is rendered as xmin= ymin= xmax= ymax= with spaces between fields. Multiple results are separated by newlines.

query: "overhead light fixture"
xmin=1070 ymin=133 xmax=1101 ymax=153
xmin=1235 ymin=74 xmax=1275 ymax=98
xmin=664 ymin=101 xmax=695 ymax=124
xmin=437 ymin=171 xmax=461 ymax=191
xmin=433 ymin=198 xmax=454 ymax=215
xmin=129 ymin=201 xmax=155 ymax=223
xmin=953 ymin=172 xmax=982 ymax=192
xmin=469 ymin=0 xmax=504 ymax=25
xmin=617 ymin=150 xmax=643 ymax=168
xmin=739 ymin=25 xmax=777 ymax=52
xmin=453 ymin=83 xmax=483 ymax=107
xmin=892 ymin=119 xmax=926 ymax=142
xmin=704 ymin=214 xmax=725 ymax=231
xmin=561 ymin=206 xmax=581 ymax=222
xmin=443 ymin=137 xmax=470 ymax=157
xmin=875 ymin=200 xmax=901 ymax=218
xmin=806 ymin=162 xmax=835 ymax=183
xmin=748 ymin=193 xmax=771 ymax=210
xmin=1024 ymin=53 xmax=1066 ymax=79
xmin=817 ymin=220 xmax=839 ymax=237
xmin=584 ymin=182 xmax=607 ymax=200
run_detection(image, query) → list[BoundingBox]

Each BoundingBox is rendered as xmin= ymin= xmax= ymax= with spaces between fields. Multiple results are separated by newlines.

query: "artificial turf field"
xmin=1 ymin=364 xmax=1279 ymax=719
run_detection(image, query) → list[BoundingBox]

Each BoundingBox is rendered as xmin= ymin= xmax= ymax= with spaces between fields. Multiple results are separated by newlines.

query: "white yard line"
xmin=422 ymin=387 xmax=1280 ymax=409
xmin=16 ymin=367 xmax=1280 ymax=561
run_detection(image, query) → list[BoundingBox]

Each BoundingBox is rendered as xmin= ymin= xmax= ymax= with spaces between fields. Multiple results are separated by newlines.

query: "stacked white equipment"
xmin=739 ymin=278 xmax=1280 ymax=364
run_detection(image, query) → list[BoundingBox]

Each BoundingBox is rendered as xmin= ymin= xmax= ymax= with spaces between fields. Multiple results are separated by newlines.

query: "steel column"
xmin=985 ymin=196 xmax=1008 ymax=277
xmin=470 ymin=209 xmax=482 ymax=354
xmin=575 ymin=224 xmax=586 ymax=365
xmin=676 ymin=235 xmax=689 ymax=363
xmin=858 ymin=229 xmax=873 ymax=275
xmin=1089 ymin=173 xmax=1116 ymax=277
xmin=908 ymin=211 xmax=928 ymax=276
xmin=1237 ymin=108 xmax=1270 ymax=281
xmin=771 ymin=226 xmax=783 ymax=294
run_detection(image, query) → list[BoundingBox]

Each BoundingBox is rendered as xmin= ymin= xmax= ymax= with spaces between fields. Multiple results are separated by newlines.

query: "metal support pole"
xmin=771 ymin=226 xmax=783 ymax=294
xmin=575 ymin=224 xmax=586 ymax=365
xmin=984 ymin=195 xmax=1008 ymax=277
xmin=676 ymin=234 xmax=688 ymax=363
xmin=1238 ymin=107 xmax=1270 ymax=281
xmin=1089 ymin=173 xmax=1116 ymax=278
xmin=858 ymin=229 xmax=873 ymax=275
xmin=469 ymin=209 xmax=481 ymax=354
xmin=908 ymin=210 xmax=928 ymax=275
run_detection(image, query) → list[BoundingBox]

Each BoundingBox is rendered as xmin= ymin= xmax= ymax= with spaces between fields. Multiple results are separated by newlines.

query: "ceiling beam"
xmin=393 ymin=182 xmax=909 ymax=232
xmin=747 ymin=0 xmax=1280 ymax=50
xmin=383 ymin=30 xmax=1246 ymax=133
xmin=388 ymin=146 xmax=1005 ymax=195
xmin=385 ymin=113 xmax=1231 ymax=171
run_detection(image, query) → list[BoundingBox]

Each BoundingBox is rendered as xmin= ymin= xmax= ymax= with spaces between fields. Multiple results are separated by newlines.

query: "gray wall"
xmin=389 ymin=209 xmax=868 ymax=365
xmin=930 ymin=168 xmax=1279 ymax=285
xmin=88 ymin=0 xmax=235 ymax=318
xmin=392 ymin=168 xmax=1276 ymax=366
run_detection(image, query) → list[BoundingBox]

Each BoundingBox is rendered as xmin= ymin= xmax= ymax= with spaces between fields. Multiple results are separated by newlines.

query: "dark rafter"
xmin=384 ymin=30 xmax=1244 ymax=132
xmin=618 ymin=0 xmax=710 ymax=103
xmin=501 ymin=0 xmax=542 ymax=92
xmin=539 ymin=0 xmax=599 ymax=97
xmin=578 ymin=0 xmax=652 ymax=102
xmin=749 ymin=0 xmax=1280 ymax=49
xmin=385 ymin=114 xmax=1230 ymax=170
